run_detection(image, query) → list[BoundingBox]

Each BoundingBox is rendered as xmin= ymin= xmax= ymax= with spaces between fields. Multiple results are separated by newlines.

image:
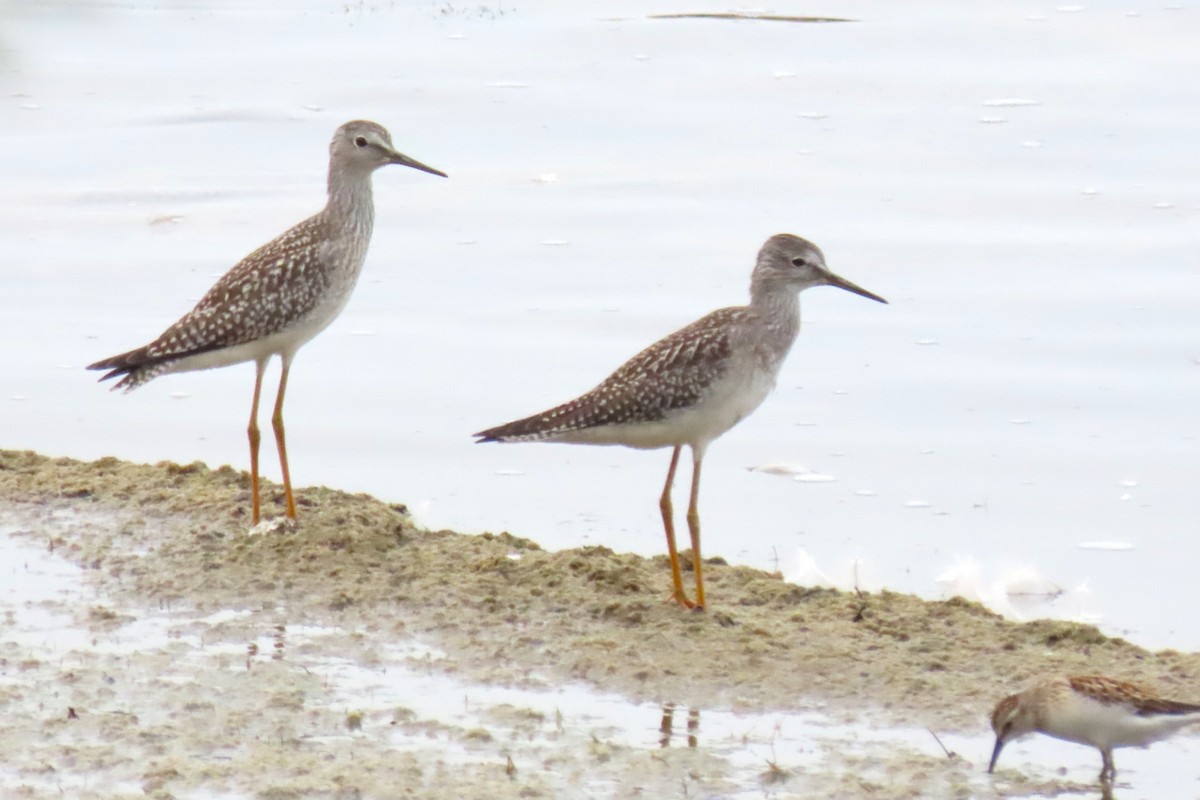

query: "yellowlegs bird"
xmin=475 ymin=234 xmax=887 ymax=609
xmin=990 ymin=675 xmax=1200 ymax=783
xmin=89 ymin=120 xmax=446 ymax=525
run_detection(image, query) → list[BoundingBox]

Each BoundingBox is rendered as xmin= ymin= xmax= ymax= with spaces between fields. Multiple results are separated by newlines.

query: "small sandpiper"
xmin=990 ymin=674 xmax=1200 ymax=783
xmin=475 ymin=234 xmax=887 ymax=609
xmin=89 ymin=120 xmax=446 ymax=525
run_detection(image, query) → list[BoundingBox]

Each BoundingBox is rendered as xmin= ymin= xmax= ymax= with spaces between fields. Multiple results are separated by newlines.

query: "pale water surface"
xmin=2 ymin=1 xmax=1200 ymax=792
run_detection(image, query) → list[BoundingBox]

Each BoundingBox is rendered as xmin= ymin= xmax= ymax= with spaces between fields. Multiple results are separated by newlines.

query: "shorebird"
xmin=89 ymin=120 xmax=446 ymax=525
xmin=474 ymin=234 xmax=887 ymax=609
xmin=989 ymin=675 xmax=1200 ymax=783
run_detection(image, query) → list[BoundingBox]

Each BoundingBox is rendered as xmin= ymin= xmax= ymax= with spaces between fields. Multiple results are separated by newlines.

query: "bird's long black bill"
xmin=987 ymin=737 xmax=1004 ymax=773
xmin=390 ymin=150 xmax=447 ymax=178
xmin=827 ymin=271 xmax=887 ymax=304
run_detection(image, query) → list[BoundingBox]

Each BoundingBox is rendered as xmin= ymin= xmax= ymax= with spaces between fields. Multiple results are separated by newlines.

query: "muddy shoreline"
xmin=3 ymin=449 xmax=1198 ymax=797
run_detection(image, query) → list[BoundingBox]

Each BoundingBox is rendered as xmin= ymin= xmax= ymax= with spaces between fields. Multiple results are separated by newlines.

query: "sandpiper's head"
xmin=988 ymin=691 xmax=1036 ymax=773
xmin=330 ymin=120 xmax=447 ymax=178
xmin=753 ymin=233 xmax=887 ymax=304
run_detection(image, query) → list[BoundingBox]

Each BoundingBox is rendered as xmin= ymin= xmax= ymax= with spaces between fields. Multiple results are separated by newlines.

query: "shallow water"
xmin=2 ymin=0 xmax=1198 ymax=674
xmin=8 ymin=509 xmax=1198 ymax=799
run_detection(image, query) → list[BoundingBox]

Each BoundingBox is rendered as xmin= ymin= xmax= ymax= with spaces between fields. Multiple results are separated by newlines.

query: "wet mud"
xmin=3 ymin=450 xmax=1197 ymax=798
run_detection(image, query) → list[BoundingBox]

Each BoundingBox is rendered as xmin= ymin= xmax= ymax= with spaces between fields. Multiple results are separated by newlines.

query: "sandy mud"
xmin=2 ymin=450 xmax=1197 ymax=798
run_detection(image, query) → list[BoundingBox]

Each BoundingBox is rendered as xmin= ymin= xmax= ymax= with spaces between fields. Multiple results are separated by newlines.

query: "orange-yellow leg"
xmin=659 ymin=445 xmax=695 ymax=609
xmin=247 ymin=359 xmax=267 ymax=525
xmin=686 ymin=448 xmax=706 ymax=611
xmin=271 ymin=356 xmax=297 ymax=521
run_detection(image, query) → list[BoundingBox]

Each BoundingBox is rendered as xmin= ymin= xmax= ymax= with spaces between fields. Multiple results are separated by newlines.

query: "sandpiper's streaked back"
xmin=89 ymin=120 xmax=446 ymax=525
xmin=990 ymin=674 xmax=1200 ymax=783
xmin=475 ymin=234 xmax=887 ymax=609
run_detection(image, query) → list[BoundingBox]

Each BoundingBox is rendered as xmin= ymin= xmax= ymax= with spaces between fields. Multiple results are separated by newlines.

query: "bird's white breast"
xmin=1045 ymin=695 xmax=1200 ymax=750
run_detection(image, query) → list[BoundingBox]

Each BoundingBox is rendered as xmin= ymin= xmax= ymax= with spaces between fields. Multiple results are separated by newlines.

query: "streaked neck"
xmin=326 ymin=166 xmax=376 ymax=234
xmin=750 ymin=279 xmax=800 ymax=326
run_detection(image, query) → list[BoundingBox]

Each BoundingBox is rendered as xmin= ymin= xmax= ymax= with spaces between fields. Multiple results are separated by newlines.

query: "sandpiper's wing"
xmin=476 ymin=306 xmax=746 ymax=441
xmin=1069 ymin=676 xmax=1200 ymax=716
xmin=88 ymin=215 xmax=333 ymax=389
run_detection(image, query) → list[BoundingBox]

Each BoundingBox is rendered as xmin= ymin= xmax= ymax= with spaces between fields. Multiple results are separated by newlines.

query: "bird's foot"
xmin=247 ymin=516 xmax=297 ymax=536
xmin=664 ymin=589 xmax=703 ymax=611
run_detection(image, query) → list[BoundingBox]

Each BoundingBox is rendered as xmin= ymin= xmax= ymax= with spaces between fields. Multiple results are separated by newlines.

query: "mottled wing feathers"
xmin=148 ymin=218 xmax=333 ymax=352
xmin=88 ymin=214 xmax=332 ymax=390
xmin=1069 ymin=676 xmax=1200 ymax=716
xmin=476 ymin=307 xmax=743 ymax=442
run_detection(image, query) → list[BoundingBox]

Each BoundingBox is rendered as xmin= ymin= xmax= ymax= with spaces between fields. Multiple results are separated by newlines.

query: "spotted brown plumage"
xmin=91 ymin=215 xmax=339 ymax=389
xmin=476 ymin=234 xmax=887 ymax=609
xmin=89 ymin=120 xmax=446 ymax=526
xmin=476 ymin=307 xmax=739 ymax=442
xmin=1068 ymin=675 xmax=1200 ymax=717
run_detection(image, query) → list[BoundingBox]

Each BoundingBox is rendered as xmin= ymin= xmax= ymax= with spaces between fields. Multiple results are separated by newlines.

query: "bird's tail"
xmin=473 ymin=398 xmax=589 ymax=443
xmin=87 ymin=347 xmax=170 ymax=392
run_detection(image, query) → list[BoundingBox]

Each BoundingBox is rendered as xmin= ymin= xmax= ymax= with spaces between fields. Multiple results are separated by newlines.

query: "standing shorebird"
xmin=989 ymin=675 xmax=1200 ymax=783
xmin=475 ymin=234 xmax=887 ymax=609
xmin=89 ymin=120 xmax=446 ymax=525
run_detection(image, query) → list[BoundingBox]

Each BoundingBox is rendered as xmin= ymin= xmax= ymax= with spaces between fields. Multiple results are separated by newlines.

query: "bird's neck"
xmin=325 ymin=167 xmax=376 ymax=236
xmin=750 ymin=281 xmax=801 ymax=329
xmin=748 ymin=282 xmax=801 ymax=359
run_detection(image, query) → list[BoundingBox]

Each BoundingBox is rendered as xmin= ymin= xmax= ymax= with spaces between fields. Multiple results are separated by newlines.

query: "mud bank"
xmin=2 ymin=450 xmax=1196 ymax=798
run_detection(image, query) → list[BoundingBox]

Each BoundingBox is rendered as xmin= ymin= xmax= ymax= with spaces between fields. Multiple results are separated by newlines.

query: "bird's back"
xmin=476 ymin=304 xmax=789 ymax=449
xmin=90 ymin=211 xmax=348 ymax=390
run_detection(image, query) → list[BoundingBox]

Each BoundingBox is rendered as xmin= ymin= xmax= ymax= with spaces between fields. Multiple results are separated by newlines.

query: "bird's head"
xmin=988 ymin=692 xmax=1037 ymax=773
xmin=331 ymin=120 xmax=447 ymax=178
xmin=752 ymin=233 xmax=887 ymax=304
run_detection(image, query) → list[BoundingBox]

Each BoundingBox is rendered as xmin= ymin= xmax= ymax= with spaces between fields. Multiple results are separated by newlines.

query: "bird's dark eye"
xmin=791 ymin=257 xmax=808 ymax=267
xmin=354 ymin=136 xmax=369 ymax=148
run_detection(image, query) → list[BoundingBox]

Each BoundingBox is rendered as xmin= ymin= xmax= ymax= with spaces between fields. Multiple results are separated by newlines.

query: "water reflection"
xmin=3 ymin=510 xmax=1191 ymax=799
xmin=658 ymin=702 xmax=700 ymax=748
